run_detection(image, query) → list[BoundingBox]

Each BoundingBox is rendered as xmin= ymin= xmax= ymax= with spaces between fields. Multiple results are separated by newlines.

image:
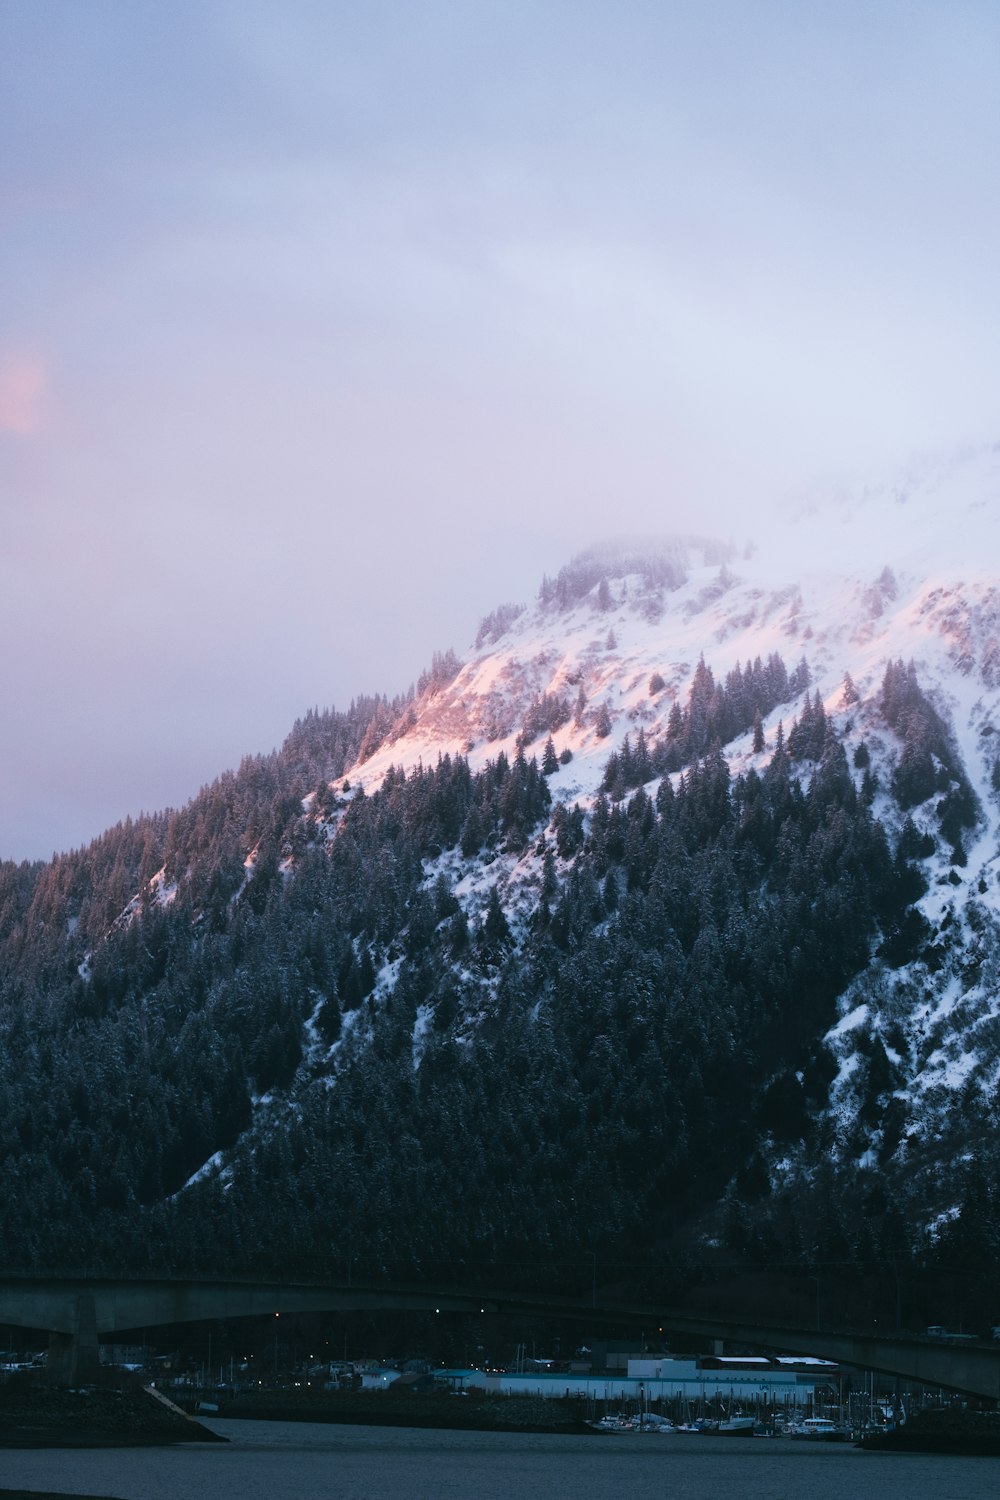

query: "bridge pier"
xmin=46 ymin=1293 xmax=99 ymax=1386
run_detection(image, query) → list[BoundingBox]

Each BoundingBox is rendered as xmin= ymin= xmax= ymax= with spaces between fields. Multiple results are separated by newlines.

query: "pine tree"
xmin=686 ymin=656 xmax=716 ymax=756
xmin=789 ymin=656 xmax=811 ymax=695
xmin=537 ymin=845 xmax=558 ymax=923
xmin=460 ymin=803 xmax=485 ymax=858
xmin=752 ymin=708 xmax=765 ymax=754
xmin=634 ymin=728 xmax=652 ymax=784
xmin=449 ymin=908 xmax=470 ymax=957
xmin=479 ymin=886 xmax=511 ymax=963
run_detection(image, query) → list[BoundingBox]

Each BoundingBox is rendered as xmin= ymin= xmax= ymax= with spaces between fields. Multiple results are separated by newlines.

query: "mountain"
xmin=2 ymin=444 xmax=1000 ymax=1328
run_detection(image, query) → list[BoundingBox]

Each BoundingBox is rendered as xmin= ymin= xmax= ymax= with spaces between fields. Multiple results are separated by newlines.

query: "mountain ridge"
xmin=2 ymin=446 xmax=1000 ymax=1329
xmin=324 ymin=450 xmax=1000 ymax=1258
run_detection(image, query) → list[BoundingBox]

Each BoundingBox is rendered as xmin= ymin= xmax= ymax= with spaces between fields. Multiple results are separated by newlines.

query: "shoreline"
xmin=0 ymin=1385 xmax=225 ymax=1449
xmin=5 ymin=1382 xmax=1000 ymax=1456
xmin=185 ymin=1388 xmax=594 ymax=1436
xmin=858 ymin=1407 xmax=1000 ymax=1457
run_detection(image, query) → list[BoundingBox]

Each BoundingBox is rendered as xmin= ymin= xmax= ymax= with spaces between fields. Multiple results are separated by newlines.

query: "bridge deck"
xmin=0 ymin=1275 xmax=996 ymax=1401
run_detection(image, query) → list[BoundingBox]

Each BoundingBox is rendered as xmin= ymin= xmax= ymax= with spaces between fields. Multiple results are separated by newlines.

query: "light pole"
xmin=588 ymin=1251 xmax=597 ymax=1308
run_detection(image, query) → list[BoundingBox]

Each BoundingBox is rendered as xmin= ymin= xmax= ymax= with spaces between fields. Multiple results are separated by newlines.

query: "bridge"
xmin=1 ymin=1273 xmax=997 ymax=1400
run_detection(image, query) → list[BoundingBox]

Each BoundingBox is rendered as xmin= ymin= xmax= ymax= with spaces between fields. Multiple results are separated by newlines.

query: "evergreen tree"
xmin=752 ymin=708 xmax=765 ymax=754
xmin=479 ymin=886 xmax=511 ymax=962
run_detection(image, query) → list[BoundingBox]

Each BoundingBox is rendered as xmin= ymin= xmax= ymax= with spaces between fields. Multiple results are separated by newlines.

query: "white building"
xmin=480 ymin=1354 xmax=837 ymax=1408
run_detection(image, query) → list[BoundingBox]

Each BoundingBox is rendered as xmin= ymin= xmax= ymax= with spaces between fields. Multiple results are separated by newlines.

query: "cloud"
xmin=0 ymin=352 xmax=47 ymax=435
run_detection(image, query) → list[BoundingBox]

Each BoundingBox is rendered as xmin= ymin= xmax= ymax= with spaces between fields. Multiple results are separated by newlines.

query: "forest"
xmin=0 ymin=655 xmax=996 ymax=1333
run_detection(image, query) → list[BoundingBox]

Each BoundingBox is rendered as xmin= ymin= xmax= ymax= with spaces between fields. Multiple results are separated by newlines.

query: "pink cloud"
xmin=0 ymin=353 xmax=47 ymax=435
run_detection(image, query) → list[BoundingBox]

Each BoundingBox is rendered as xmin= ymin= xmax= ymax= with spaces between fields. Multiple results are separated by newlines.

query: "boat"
xmin=789 ymin=1417 xmax=850 ymax=1442
xmin=692 ymin=1413 xmax=755 ymax=1435
xmin=715 ymin=1416 xmax=756 ymax=1435
xmin=590 ymin=1412 xmax=676 ymax=1434
xmin=590 ymin=1414 xmax=633 ymax=1432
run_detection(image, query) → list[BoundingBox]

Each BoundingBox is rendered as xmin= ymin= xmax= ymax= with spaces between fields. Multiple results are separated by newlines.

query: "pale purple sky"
xmin=2 ymin=1 xmax=999 ymax=860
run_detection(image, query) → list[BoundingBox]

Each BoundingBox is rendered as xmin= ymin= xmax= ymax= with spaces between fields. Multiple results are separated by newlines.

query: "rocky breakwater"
xmin=0 ymin=1379 xmax=226 ymax=1448
xmin=860 ymin=1407 xmax=1000 ymax=1456
xmin=213 ymin=1386 xmax=592 ymax=1434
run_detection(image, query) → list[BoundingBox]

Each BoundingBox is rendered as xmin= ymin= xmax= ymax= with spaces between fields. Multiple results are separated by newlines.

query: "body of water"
xmin=1 ymin=1417 xmax=997 ymax=1500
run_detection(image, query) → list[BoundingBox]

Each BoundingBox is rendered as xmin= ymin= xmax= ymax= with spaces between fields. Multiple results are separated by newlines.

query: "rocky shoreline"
xmin=187 ymin=1386 xmax=593 ymax=1435
xmin=0 ymin=1493 xmax=122 ymax=1499
xmin=0 ymin=1384 xmax=225 ymax=1449
xmin=0 ymin=1381 xmax=591 ymax=1445
xmin=859 ymin=1407 xmax=1000 ymax=1456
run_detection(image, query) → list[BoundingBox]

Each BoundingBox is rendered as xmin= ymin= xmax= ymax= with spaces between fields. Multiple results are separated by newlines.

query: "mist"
xmin=2 ymin=1 xmax=998 ymax=858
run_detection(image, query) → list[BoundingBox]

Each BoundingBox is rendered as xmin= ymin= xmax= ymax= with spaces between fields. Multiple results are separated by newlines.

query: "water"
xmin=1 ymin=1418 xmax=997 ymax=1500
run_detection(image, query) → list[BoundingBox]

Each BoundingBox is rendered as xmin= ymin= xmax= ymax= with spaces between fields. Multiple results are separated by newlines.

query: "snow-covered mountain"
xmin=341 ymin=442 xmax=1000 ymax=1240
xmin=356 ymin=445 xmax=1000 ymax=807
xmin=3 ymin=443 xmax=1000 ymax=1304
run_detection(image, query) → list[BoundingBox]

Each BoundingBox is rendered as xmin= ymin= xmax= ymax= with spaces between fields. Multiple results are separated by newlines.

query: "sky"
xmin=2 ymin=0 xmax=999 ymax=861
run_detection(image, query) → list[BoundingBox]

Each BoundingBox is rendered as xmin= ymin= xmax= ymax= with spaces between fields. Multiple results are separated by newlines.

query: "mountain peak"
xmin=348 ymin=453 xmax=1000 ymax=836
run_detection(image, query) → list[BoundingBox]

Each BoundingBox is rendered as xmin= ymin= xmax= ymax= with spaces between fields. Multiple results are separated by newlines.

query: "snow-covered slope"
xmin=340 ymin=442 xmax=1000 ymax=1232
xmin=350 ymin=444 xmax=1000 ymax=840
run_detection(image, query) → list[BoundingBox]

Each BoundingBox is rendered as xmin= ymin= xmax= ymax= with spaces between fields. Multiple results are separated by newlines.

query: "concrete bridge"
xmin=1 ymin=1273 xmax=997 ymax=1400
